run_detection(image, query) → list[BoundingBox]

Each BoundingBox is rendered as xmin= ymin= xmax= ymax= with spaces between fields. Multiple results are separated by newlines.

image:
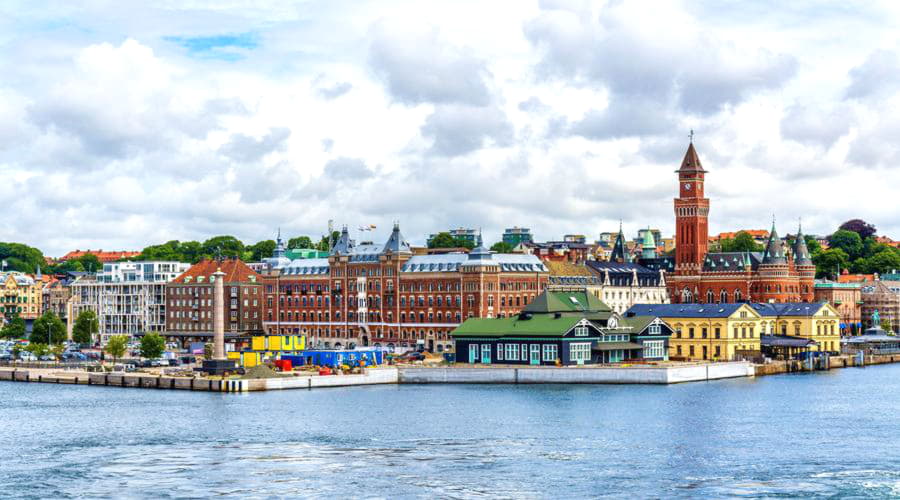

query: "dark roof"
xmin=749 ymin=303 xmax=828 ymax=317
xmin=626 ymin=303 xmax=747 ymax=318
xmin=703 ymin=252 xmax=759 ymax=272
xmin=382 ymin=223 xmax=412 ymax=255
xmin=586 ymin=261 xmax=663 ymax=287
xmin=761 ymin=335 xmax=817 ymax=348
xmin=762 ymin=224 xmax=787 ymax=265
xmin=793 ymin=226 xmax=813 ymax=266
xmin=639 ymin=256 xmax=675 ymax=272
xmin=610 ymin=227 xmax=630 ymax=263
xmin=678 ymin=142 xmax=706 ymax=173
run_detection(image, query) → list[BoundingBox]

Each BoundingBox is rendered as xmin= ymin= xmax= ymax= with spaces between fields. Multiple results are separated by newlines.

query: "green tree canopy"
xmin=287 ymin=236 xmax=314 ymax=249
xmin=828 ymin=230 xmax=863 ymax=260
xmin=139 ymin=333 xmax=165 ymax=359
xmin=30 ymin=310 xmax=66 ymax=345
xmin=316 ymin=231 xmax=340 ymax=252
xmin=248 ymin=240 xmax=276 ymax=261
xmin=813 ymin=248 xmax=850 ymax=279
xmin=839 ymin=219 xmax=877 ymax=240
xmin=490 ymin=241 xmax=514 ymax=253
xmin=428 ymin=232 xmax=475 ymax=249
xmin=201 ymin=236 xmax=245 ymax=259
xmin=26 ymin=342 xmax=49 ymax=358
xmin=105 ymin=335 xmax=129 ymax=363
xmin=0 ymin=242 xmax=47 ymax=273
xmin=1 ymin=312 xmax=26 ymax=339
xmin=719 ymin=231 xmax=764 ymax=252
xmin=72 ymin=310 xmax=99 ymax=345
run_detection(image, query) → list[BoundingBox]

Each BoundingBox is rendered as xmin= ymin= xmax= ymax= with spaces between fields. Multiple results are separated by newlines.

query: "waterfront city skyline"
xmin=4 ymin=1 xmax=900 ymax=255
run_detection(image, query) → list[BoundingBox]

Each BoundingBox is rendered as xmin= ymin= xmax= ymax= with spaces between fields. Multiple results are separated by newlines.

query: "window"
xmin=689 ymin=327 xmax=695 ymax=339
xmin=497 ymin=343 xmax=504 ymax=361
xmin=570 ymin=343 xmax=591 ymax=364
xmin=574 ymin=325 xmax=589 ymax=336
xmin=521 ymin=344 xmax=527 ymax=360
xmin=715 ymin=327 xmax=721 ymax=339
xmin=649 ymin=324 xmax=661 ymax=335
xmin=505 ymin=344 xmax=518 ymax=361
xmin=643 ymin=340 xmax=664 ymax=359
xmin=542 ymin=344 xmax=558 ymax=362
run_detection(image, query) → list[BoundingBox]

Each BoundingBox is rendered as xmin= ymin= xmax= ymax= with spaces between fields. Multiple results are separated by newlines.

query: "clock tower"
xmin=674 ymin=142 xmax=709 ymax=275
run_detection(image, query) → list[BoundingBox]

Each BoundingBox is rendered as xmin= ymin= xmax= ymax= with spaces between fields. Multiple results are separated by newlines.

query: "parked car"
xmin=39 ymin=355 xmax=56 ymax=361
xmin=167 ymin=359 xmax=181 ymax=366
xmin=0 ymin=353 xmax=12 ymax=361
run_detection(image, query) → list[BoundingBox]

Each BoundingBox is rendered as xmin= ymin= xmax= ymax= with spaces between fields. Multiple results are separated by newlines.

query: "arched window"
xmin=681 ymin=288 xmax=692 ymax=303
xmin=734 ymin=289 xmax=742 ymax=302
xmin=720 ymin=290 xmax=728 ymax=303
xmin=707 ymin=290 xmax=714 ymax=304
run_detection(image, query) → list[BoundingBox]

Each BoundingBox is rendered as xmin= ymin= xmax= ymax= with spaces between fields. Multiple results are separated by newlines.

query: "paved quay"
xmin=2 ymin=354 xmax=899 ymax=392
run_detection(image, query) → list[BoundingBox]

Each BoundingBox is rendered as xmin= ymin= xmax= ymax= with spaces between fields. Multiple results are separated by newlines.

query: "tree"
xmin=1 ymin=312 xmax=26 ymax=339
xmin=72 ymin=310 xmax=99 ymax=345
xmin=813 ymin=248 xmax=850 ymax=279
xmin=50 ymin=343 xmax=66 ymax=361
xmin=139 ymin=333 xmax=166 ymax=359
xmin=30 ymin=310 xmax=66 ymax=345
xmin=287 ymin=236 xmax=314 ymax=249
xmin=201 ymin=236 xmax=245 ymax=260
xmin=428 ymin=232 xmax=456 ymax=249
xmin=0 ymin=242 xmax=47 ymax=274
xmin=719 ymin=231 xmax=763 ymax=252
xmin=105 ymin=335 xmax=129 ymax=364
xmin=490 ymin=241 xmax=514 ymax=253
xmin=828 ymin=230 xmax=864 ymax=261
xmin=839 ymin=219 xmax=877 ymax=241
xmin=805 ymin=235 xmax=821 ymax=255
xmin=26 ymin=342 xmax=49 ymax=358
xmin=248 ymin=240 xmax=276 ymax=261
xmin=316 ymin=231 xmax=340 ymax=252
xmin=77 ymin=253 xmax=102 ymax=273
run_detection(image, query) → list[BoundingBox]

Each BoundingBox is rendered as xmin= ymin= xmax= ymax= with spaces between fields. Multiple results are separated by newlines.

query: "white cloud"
xmin=2 ymin=0 xmax=900 ymax=256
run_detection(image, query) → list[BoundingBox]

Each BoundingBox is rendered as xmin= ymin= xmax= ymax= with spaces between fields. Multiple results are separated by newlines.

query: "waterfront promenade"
xmin=3 ymin=353 xmax=900 ymax=392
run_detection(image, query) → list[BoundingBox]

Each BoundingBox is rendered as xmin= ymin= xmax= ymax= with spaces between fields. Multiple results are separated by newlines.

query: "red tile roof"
xmin=171 ymin=259 xmax=263 ymax=284
xmin=60 ymin=249 xmax=141 ymax=262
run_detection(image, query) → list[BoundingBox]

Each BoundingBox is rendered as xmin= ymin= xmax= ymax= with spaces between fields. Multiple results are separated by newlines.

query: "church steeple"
xmin=611 ymin=221 xmax=630 ymax=263
xmin=674 ymin=140 xmax=710 ymax=275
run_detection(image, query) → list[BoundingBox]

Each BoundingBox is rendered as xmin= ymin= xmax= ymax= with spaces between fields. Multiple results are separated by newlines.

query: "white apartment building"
xmin=69 ymin=261 xmax=189 ymax=343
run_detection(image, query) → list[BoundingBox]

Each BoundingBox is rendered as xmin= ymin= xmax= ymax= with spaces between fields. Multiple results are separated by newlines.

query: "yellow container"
xmin=227 ymin=351 xmax=240 ymax=360
xmin=268 ymin=336 xmax=282 ymax=350
xmin=251 ymin=336 xmax=266 ymax=351
xmin=283 ymin=336 xmax=295 ymax=350
xmin=242 ymin=352 xmax=258 ymax=368
xmin=297 ymin=335 xmax=306 ymax=350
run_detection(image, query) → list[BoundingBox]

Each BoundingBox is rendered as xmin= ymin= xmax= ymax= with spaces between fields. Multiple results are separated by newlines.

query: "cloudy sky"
xmin=2 ymin=0 xmax=900 ymax=256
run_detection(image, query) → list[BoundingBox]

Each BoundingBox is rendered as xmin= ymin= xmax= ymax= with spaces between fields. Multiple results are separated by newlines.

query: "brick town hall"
xmin=667 ymin=142 xmax=815 ymax=304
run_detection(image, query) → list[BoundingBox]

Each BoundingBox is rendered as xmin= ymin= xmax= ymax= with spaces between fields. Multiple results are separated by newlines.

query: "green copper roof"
xmin=523 ymin=290 xmax=612 ymax=314
xmin=451 ymin=315 xmax=585 ymax=337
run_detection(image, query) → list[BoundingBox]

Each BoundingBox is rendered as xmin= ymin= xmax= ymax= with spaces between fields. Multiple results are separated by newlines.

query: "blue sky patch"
xmin=165 ymin=33 xmax=258 ymax=61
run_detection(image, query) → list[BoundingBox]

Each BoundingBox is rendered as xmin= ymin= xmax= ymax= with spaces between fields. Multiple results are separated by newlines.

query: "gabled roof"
xmin=678 ymin=142 xmax=706 ymax=173
xmin=171 ymin=259 xmax=262 ymax=284
xmin=626 ymin=303 xmax=753 ymax=319
xmin=452 ymin=315 xmax=588 ymax=337
xmin=523 ymin=290 xmax=612 ymax=314
xmin=382 ymin=223 xmax=412 ymax=255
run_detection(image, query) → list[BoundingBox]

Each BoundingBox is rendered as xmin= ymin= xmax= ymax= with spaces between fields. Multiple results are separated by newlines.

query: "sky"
xmin=2 ymin=0 xmax=900 ymax=257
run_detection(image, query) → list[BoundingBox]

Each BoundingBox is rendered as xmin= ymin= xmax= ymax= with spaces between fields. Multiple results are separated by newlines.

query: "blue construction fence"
xmin=281 ymin=349 xmax=384 ymax=368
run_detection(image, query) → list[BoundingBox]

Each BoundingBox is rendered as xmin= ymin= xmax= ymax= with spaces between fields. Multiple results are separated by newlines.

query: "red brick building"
xmin=667 ymin=142 xmax=816 ymax=304
xmin=260 ymin=224 xmax=549 ymax=352
xmin=165 ymin=259 xmax=264 ymax=345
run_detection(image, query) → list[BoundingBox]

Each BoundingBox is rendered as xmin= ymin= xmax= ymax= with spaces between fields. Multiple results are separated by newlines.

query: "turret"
xmin=641 ymin=228 xmax=657 ymax=260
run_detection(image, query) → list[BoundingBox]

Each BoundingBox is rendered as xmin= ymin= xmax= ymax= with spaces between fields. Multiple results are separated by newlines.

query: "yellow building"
xmin=751 ymin=303 xmax=842 ymax=353
xmin=0 ymin=272 xmax=43 ymax=321
xmin=627 ymin=303 xmax=762 ymax=361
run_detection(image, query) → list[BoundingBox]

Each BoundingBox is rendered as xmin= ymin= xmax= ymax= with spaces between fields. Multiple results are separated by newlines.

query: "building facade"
xmin=452 ymin=290 xmax=670 ymax=365
xmin=814 ymin=281 xmax=863 ymax=335
xmin=860 ymin=280 xmax=900 ymax=333
xmin=165 ymin=259 xmax=264 ymax=346
xmin=0 ymin=272 xmax=42 ymax=321
xmin=70 ymin=261 xmax=189 ymax=343
xmin=667 ymin=142 xmax=816 ymax=304
xmin=749 ymin=302 xmax=842 ymax=353
xmin=503 ymin=227 xmax=533 ymax=246
xmin=261 ymin=224 xmax=549 ymax=353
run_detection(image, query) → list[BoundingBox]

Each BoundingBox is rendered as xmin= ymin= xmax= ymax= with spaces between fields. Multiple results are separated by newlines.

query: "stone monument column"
xmin=213 ymin=268 xmax=226 ymax=360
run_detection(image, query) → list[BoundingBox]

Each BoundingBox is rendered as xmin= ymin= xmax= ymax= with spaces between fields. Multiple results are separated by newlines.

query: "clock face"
xmin=684 ymin=182 xmax=692 ymax=191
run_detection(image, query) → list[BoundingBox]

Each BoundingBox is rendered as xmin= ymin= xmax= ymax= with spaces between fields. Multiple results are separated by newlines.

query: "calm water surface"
xmin=3 ymin=365 xmax=900 ymax=498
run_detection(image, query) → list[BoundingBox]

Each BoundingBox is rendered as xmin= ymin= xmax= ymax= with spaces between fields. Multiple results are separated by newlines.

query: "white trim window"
xmin=570 ymin=342 xmax=591 ymax=364
xmin=542 ymin=344 xmax=558 ymax=362
xmin=497 ymin=343 xmax=504 ymax=361
xmin=648 ymin=323 xmax=661 ymax=335
xmin=505 ymin=344 xmax=518 ymax=361
xmin=574 ymin=325 xmax=589 ymax=336
xmin=643 ymin=340 xmax=665 ymax=359
xmin=521 ymin=344 xmax=528 ymax=360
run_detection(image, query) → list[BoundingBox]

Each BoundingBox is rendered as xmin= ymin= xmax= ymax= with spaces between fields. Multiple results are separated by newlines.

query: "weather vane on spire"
xmin=688 ymin=129 xmax=694 ymax=143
